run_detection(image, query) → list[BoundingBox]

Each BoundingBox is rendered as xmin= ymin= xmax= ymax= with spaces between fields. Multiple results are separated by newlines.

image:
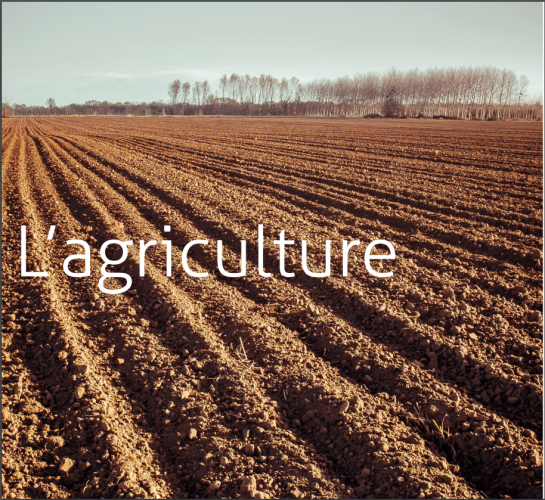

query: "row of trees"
xmin=3 ymin=66 xmax=543 ymax=120
xmin=165 ymin=75 xmax=300 ymax=116
xmin=2 ymin=98 xmax=176 ymax=117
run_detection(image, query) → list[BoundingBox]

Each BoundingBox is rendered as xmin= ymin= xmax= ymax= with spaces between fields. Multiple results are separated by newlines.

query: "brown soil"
xmin=2 ymin=117 xmax=542 ymax=499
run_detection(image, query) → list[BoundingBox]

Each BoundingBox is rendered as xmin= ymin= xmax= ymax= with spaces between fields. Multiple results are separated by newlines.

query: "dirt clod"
xmin=241 ymin=475 xmax=257 ymax=494
xmin=58 ymin=458 xmax=75 ymax=475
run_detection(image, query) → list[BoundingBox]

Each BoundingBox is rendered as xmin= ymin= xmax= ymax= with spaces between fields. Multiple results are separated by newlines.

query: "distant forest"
xmin=3 ymin=66 xmax=543 ymax=120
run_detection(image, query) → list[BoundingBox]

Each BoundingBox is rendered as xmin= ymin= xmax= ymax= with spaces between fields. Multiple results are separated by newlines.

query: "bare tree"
xmin=495 ymin=69 xmax=509 ymax=119
xmin=237 ymin=75 xmax=250 ymax=104
xmin=258 ymin=74 xmax=267 ymax=105
xmin=218 ymin=74 xmax=228 ymax=112
xmin=264 ymin=75 xmax=279 ymax=106
xmin=516 ymin=74 xmax=529 ymax=119
xmin=483 ymin=66 xmax=500 ymax=119
xmin=278 ymin=76 xmax=300 ymax=115
xmin=192 ymin=82 xmax=203 ymax=113
xmin=181 ymin=82 xmax=191 ymax=114
xmin=286 ymin=77 xmax=299 ymax=114
xmin=248 ymin=76 xmax=259 ymax=105
xmin=279 ymin=78 xmax=287 ymax=111
xmin=202 ymin=80 xmax=210 ymax=111
xmin=46 ymin=98 xmax=56 ymax=109
xmin=168 ymin=79 xmax=182 ymax=107
xmin=229 ymin=74 xmax=239 ymax=103
xmin=2 ymin=95 xmax=12 ymax=117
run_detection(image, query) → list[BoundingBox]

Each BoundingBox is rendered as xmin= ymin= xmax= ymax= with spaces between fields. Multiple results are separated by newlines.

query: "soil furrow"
xmin=35 ymin=124 xmax=484 ymax=499
xmin=98 ymin=133 xmax=542 ymax=240
xmin=31 ymin=131 xmax=352 ymax=499
xmin=49 ymin=133 xmax=543 ymax=374
xmin=49 ymin=131 xmax=541 ymax=327
xmin=3 ymin=132 xmax=170 ymax=499
xmin=41 ymin=129 xmax=541 ymax=497
xmin=61 ymin=132 xmax=541 ymax=284
xmin=3 ymin=117 xmax=542 ymax=500
xmin=101 ymin=132 xmax=542 ymax=224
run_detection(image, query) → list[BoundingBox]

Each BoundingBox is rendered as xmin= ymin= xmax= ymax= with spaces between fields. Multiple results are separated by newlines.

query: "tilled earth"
xmin=1 ymin=117 xmax=543 ymax=499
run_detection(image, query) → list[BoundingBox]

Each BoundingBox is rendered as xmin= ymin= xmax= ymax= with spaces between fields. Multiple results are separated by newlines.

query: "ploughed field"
xmin=1 ymin=117 xmax=543 ymax=499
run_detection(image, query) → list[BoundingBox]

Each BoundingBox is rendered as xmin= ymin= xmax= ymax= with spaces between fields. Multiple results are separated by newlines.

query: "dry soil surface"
xmin=2 ymin=117 xmax=543 ymax=499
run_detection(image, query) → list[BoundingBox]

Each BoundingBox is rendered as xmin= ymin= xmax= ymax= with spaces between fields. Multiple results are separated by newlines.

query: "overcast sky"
xmin=3 ymin=2 xmax=543 ymax=106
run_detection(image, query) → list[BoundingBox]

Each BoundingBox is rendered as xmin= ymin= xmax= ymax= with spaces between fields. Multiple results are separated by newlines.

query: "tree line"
xmin=3 ymin=66 xmax=543 ymax=120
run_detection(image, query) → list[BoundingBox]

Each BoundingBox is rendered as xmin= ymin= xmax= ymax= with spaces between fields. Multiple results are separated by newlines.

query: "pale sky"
xmin=2 ymin=2 xmax=543 ymax=106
